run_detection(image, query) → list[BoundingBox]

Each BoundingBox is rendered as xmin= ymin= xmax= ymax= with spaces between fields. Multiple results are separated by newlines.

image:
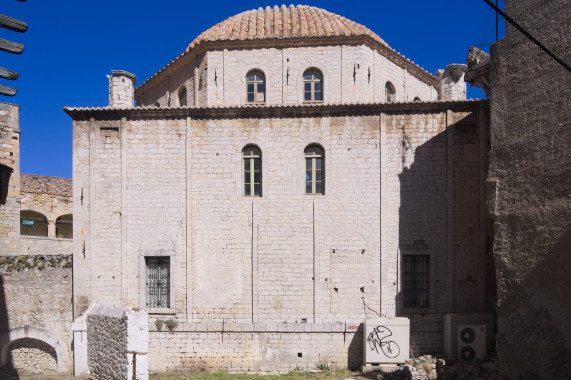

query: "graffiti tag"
xmin=367 ymin=326 xmax=401 ymax=358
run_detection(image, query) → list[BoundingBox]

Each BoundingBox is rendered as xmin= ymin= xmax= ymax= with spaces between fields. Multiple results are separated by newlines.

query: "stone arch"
xmin=20 ymin=210 xmax=48 ymax=237
xmin=0 ymin=325 xmax=70 ymax=373
xmin=55 ymin=213 xmax=73 ymax=239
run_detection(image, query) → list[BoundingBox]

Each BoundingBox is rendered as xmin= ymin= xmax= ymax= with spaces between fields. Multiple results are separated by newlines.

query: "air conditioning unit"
xmin=457 ymin=324 xmax=486 ymax=362
xmin=443 ymin=313 xmax=493 ymax=361
xmin=363 ymin=318 xmax=410 ymax=364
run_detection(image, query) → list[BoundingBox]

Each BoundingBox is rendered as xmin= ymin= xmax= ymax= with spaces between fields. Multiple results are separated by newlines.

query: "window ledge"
xmin=146 ymin=308 xmax=176 ymax=315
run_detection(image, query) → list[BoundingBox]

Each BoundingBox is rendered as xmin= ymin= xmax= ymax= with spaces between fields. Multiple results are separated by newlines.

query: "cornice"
xmin=65 ymin=99 xmax=488 ymax=121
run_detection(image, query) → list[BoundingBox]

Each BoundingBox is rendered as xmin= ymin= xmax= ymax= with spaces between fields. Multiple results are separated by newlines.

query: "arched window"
xmin=154 ymin=102 xmax=160 ymax=107
xmin=242 ymin=145 xmax=261 ymax=196
xmin=385 ymin=82 xmax=396 ymax=103
xmin=178 ymin=86 xmax=187 ymax=107
xmin=304 ymin=145 xmax=324 ymax=194
xmin=303 ymin=69 xmax=323 ymax=102
xmin=246 ymin=70 xmax=265 ymax=103
xmin=413 ymin=97 xmax=421 ymax=102
xmin=20 ymin=210 xmax=48 ymax=237
xmin=56 ymin=214 xmax=73 ymax=239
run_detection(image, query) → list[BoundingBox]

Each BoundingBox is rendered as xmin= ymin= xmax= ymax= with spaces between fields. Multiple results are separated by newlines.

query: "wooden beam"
xmin=0 ymin=14 xmax=28 ymax=33
xmin=0 ymin=84 xmax=17 ymax=96
xmin=0 ymin=67 xmax=18 ymax=80
xmin=0 ymin=38 xmax=23 ymax=54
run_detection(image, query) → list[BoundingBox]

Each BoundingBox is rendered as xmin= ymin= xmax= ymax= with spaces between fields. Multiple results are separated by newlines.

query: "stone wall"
xmin=489 ymin=0 xmax=571 ymax=378
xmin=69 ymin=100 xmax=492 ymax=369
xmin=20 ymin=236 xmax=73 ymax=256
xmin=8 ymin=338 xmax=57 ymax=374
xmin=87 ymin=305 xmax=148 ymax=380
xmin=0 ymin=102 xmax=20 ymax=256
xmin=0 ymin=255 xmax=73 ymax=372
xmin=148 ymin=321 xmax=361 ymax=372
xmin=136 ymin=44 xmax=435 ymax=108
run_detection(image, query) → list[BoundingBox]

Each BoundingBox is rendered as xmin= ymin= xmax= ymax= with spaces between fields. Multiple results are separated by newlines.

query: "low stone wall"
xmin=148 ymin=322 xmax=363 ymax=372
xmin=87 ymin=305 xmax=148 ymax=380
xmin=20 ymin=236 xmax=73 ymax=256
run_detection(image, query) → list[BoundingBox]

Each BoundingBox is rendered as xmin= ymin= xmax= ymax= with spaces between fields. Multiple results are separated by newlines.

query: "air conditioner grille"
xmin=459 ymin=327 xmax=476 ymax=344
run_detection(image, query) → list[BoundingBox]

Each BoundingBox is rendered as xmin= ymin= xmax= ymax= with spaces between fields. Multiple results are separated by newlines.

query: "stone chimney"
xmin=107 ymin=70 xmax=137 ymax=108
xmin=437 ymin=64 xmax=467 ymax=101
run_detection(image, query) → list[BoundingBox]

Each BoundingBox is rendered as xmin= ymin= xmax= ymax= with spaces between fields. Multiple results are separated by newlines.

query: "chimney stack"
xmin=107 ymin=70 xmax=137 ymax=108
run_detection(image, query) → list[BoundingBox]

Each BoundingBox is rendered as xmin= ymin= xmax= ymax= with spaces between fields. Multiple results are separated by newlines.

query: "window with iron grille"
xmin=402 ymin=255 xmax=429 ymax=308
xmin=146 ymin=257 xmax=170 ymax=308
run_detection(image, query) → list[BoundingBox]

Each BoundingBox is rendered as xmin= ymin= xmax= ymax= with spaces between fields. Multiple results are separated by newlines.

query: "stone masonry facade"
xmin=67 ymin=99 xmax=492 ymax=371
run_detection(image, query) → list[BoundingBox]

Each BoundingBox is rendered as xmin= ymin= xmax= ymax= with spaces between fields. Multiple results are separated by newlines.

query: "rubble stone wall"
xmin=0 ymin=255 xmax=73 ymax=372
xmin=87 ymin=305 xmax=148 ymax=380
xmin=0 ymin=103 xmax=20 ymax=256
xmin=489 ymin=0 xmax=571 ymax=378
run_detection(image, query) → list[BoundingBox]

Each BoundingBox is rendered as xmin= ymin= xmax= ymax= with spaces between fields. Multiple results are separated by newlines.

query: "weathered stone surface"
xmin=489 ymin=0 xmax=571 ymax=378
xmin=87 ymin=306 xmax=148 ymax=380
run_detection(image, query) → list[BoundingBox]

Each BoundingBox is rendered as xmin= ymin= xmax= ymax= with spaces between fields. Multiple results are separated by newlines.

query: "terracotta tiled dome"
xmin=185 ymin=4 xmax=388 ymax=51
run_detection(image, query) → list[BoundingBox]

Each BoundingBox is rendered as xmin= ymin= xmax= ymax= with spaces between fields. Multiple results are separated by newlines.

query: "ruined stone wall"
xmin=489 ymin=0 xmax=571 ymax=378
xmin=0 ymin=103 xmax=20 ymax=256
xmin=136 ymin=45 xmax=435 ymax=108
xmin=0 ymin=255 xmax=73 ymax=370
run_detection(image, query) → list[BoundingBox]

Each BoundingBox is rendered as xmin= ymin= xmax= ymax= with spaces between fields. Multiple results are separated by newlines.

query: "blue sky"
xmin=2 ymin=0 xmax=504 ymax=179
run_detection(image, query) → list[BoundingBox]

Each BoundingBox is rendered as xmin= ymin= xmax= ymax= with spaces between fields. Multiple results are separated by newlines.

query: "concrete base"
xmin=361 ymin=364 xmax=400 ymax=373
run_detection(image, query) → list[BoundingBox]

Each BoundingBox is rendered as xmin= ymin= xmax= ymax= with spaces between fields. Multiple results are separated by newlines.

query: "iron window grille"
xmin=146 ymin=257 xmax=170 ymax=308
xmin=402 ymin=255 xmax=429 ymax=308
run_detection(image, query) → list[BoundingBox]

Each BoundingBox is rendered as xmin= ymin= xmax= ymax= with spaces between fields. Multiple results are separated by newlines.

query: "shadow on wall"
xmin=0 ymin=275 xmax=20 ymax=379
xmin=496 ymin=226 xmax=571 ymax=379
xmin=394 ymin=113 xmax=496 ymax=357
xmin=346 ymin=324 xmax=363 ymax=370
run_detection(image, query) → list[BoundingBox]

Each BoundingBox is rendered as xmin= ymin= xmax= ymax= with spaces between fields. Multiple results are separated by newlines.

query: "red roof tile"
xmin=185 ymin=5 xmax=388 ymax=51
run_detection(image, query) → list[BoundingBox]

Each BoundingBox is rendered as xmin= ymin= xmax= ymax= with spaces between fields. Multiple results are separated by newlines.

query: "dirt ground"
xmin=0 ymin=369 xmax=374 ymax=380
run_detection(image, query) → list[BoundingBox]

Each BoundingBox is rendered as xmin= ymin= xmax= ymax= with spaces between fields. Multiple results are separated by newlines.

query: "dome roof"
xmin=185 ymin=4 xmax=388 ymax=51
xmin=137 ymin=5 xmax=435 ymax=91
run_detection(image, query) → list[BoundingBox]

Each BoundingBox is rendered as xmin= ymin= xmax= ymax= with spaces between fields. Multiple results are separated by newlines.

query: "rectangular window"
xmin=402 ymin=255 xmax=429 ymax=308
xmin=146 ymin=257 xmax=170 ymax=308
